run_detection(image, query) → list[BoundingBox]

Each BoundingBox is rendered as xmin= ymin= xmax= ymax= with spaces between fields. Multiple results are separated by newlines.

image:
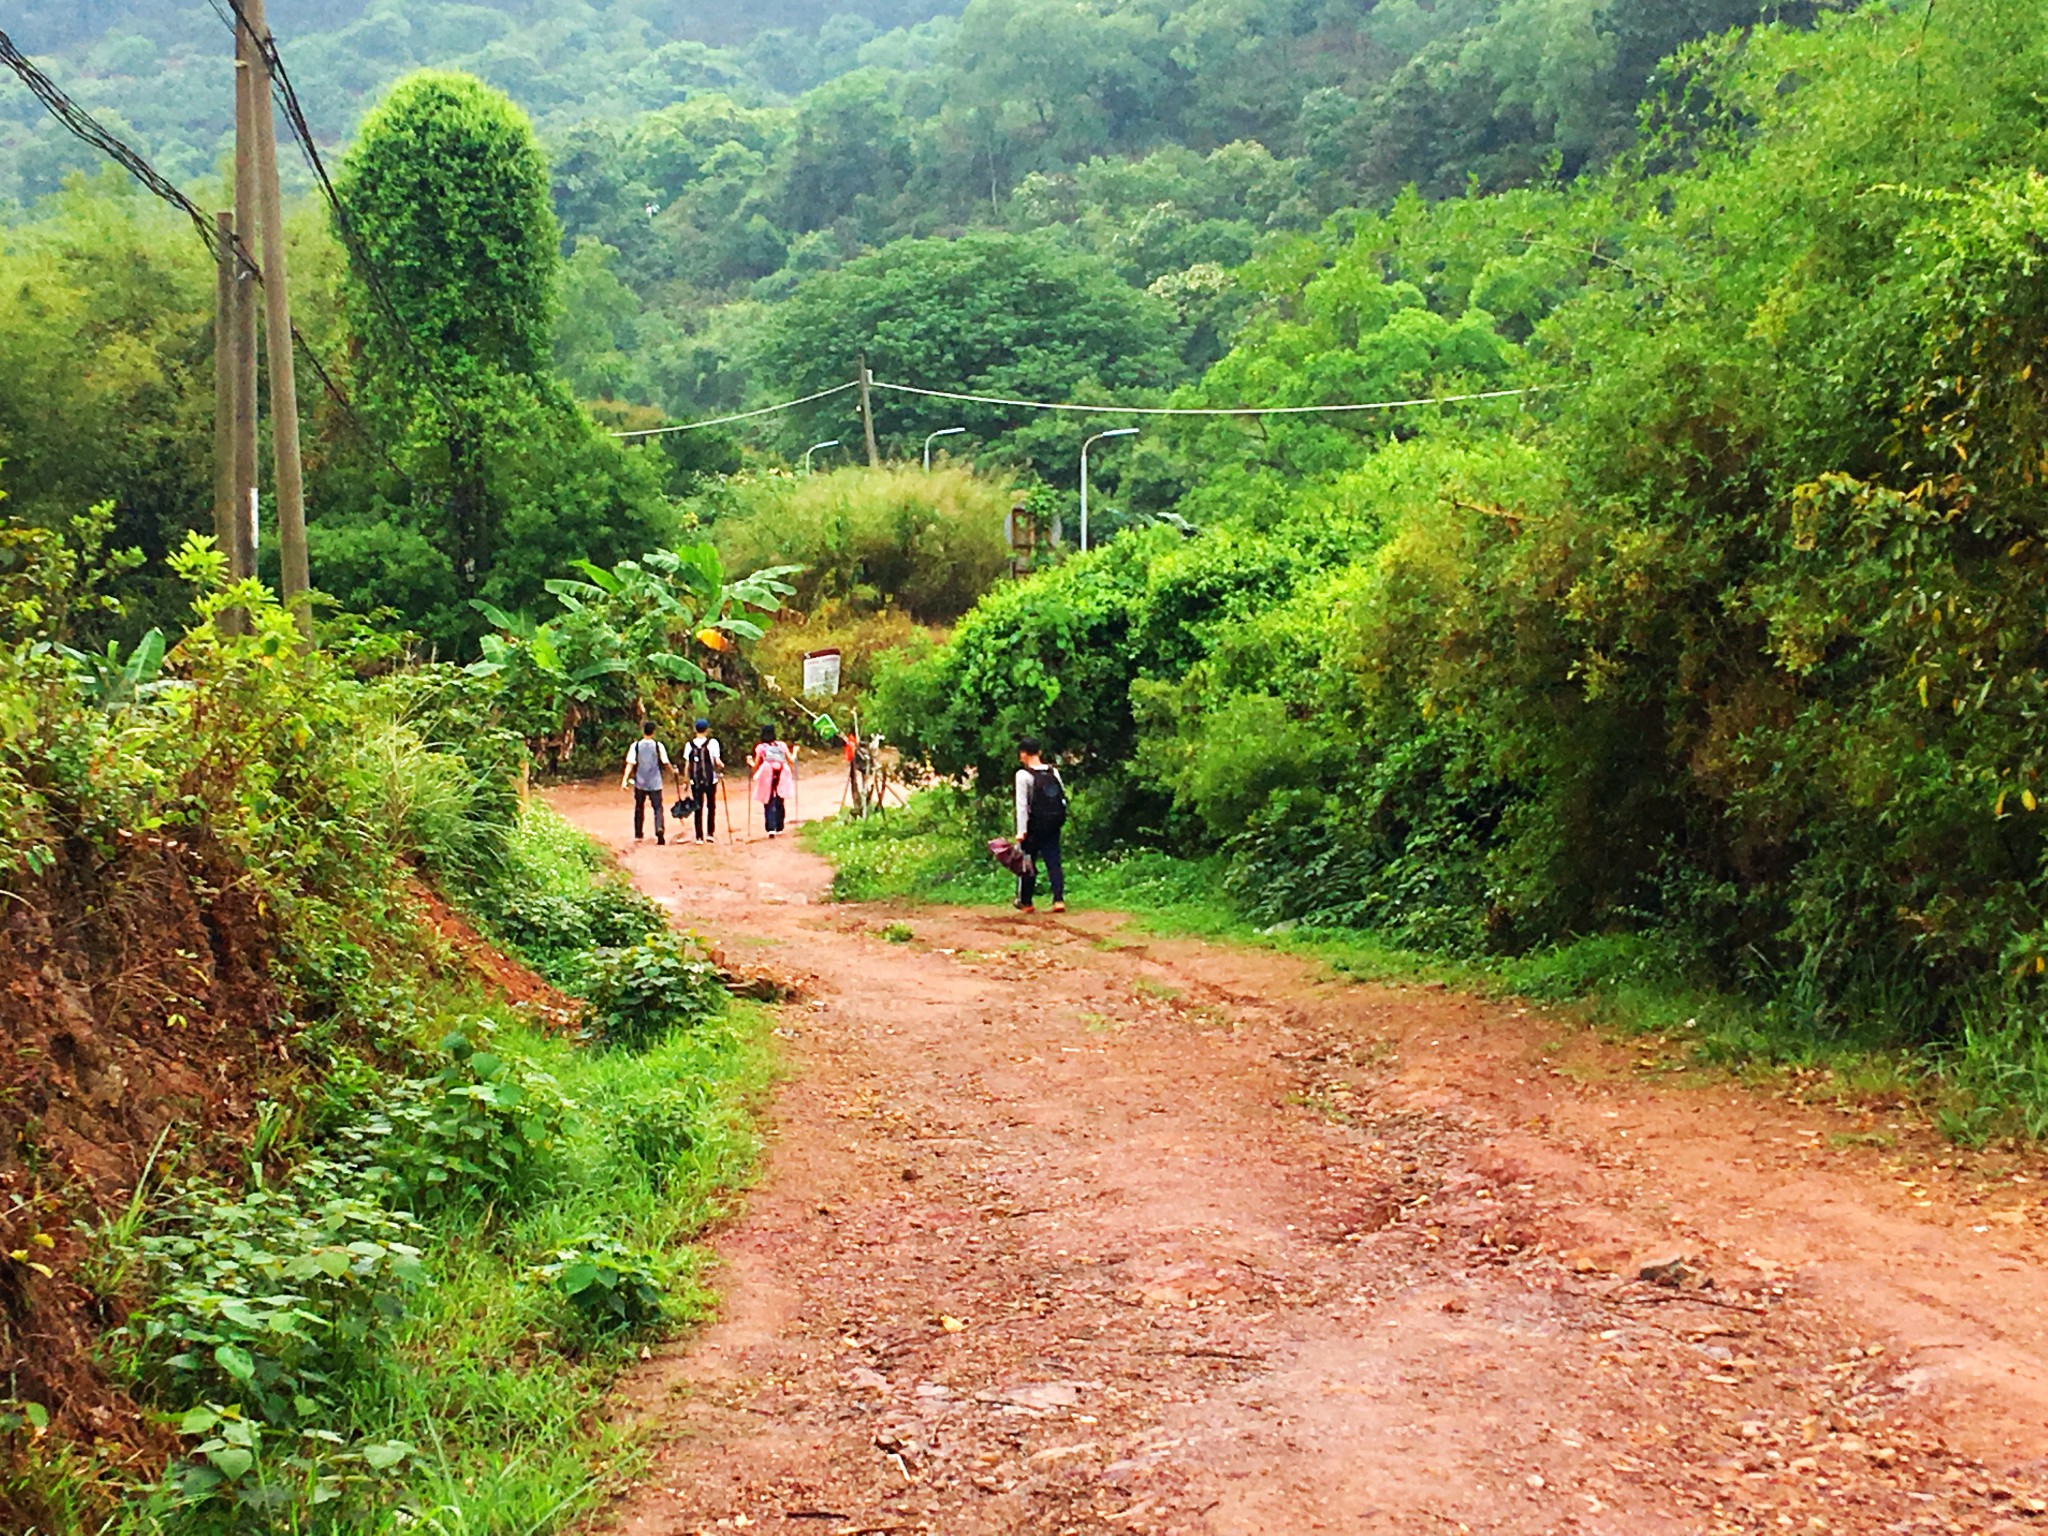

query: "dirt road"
xmin=552 ymin=783 xmax=2048 ymax=1535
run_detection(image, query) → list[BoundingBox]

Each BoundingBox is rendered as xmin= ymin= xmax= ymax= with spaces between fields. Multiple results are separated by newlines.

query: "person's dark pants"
xmin=693 ymin=786 xmax=718 ymax=841
xmin=764 ymin=796 xmax=787 ymax=834
xmin=1020 ymin=829 xmax=1063 ymax=907
xmin=633 ymin=789 xmax=666 ymax=842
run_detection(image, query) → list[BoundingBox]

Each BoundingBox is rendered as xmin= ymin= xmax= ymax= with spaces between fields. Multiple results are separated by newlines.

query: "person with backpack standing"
xmin=751 ymin=724 xmax=796 ymax=838
xmin=1014 ymin=735 xmax=1067 ymax=913
xmin=683 ymin=718 xmax=723 ymax=843
xmin=621 ymin=720 xmax=673 ymax=845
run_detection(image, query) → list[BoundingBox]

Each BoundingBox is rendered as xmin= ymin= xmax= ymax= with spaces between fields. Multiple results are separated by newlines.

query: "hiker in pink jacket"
xmin=751 ymin=725 xmax=797 ymax=836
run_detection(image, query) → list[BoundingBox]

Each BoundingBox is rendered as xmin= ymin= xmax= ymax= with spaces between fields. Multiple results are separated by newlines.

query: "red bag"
xmin=987 ymin=837 xmax=1032 ymax=876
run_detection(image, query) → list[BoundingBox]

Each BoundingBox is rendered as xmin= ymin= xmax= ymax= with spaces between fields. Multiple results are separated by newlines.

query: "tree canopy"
xmin=316 ymin=70 xmax=672 ymax=652
xmin=752 ymin=230 xmax=1183 ymax=480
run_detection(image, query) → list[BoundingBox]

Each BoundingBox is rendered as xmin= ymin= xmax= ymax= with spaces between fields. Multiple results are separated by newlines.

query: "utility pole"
xmin=240 ymin=0 xmax=311 ymax=635
xmin=211 ymin=210 xmax=239 ymax=577
xmin=857 ymin=354 xmax=881 ymax=467
xmin=231 ymin=42 xmax=260 ymax=593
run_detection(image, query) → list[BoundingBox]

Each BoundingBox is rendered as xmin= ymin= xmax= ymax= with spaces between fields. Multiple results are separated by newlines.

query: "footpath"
xmin=551 ymin=780 xmax=2048 ymax=1536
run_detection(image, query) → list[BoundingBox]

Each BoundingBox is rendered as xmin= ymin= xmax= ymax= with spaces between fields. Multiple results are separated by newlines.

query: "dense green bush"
xmin=125 ymin=1174 xmax=425 ymax=1429
xmin=874 ymin=0 xmax=2048 ymax=1102
xmin=462 ymin=801 xmax=669 ymax=984
xmin=581 ymin=931 xmax=728 ymax=1051
xmin=483 ymin=884 xmax=667 ymax=973
xmin=536 ymin=1235 xmax=671 ymax=1338
xmin=342 ymin=1030 xmax=571 ymax=1217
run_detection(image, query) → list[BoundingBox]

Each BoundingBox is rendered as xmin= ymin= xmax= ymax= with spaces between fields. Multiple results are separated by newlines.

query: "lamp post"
xmin=803 ymin=439 xmax=841 ymax=475
xmin=923 ymin=426 xmax=966 ymax=471
xmin=1080 ymin=427 xmax=1138 ymax=553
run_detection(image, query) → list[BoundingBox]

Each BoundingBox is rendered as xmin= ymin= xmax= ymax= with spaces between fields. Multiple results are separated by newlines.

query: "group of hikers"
xmin=620 ymin=719 xmax=796 ymax=846
xmin=621 ymin=720 xmax=1068 ymax=916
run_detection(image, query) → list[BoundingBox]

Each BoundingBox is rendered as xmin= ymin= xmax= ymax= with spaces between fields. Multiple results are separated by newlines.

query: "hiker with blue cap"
xmin=682 ymin=717 xmax=724 ymax=843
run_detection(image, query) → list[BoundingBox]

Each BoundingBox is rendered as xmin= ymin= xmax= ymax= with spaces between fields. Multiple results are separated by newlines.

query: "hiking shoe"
xmin=1050 ymin=901 xmax=1066 ymax=913
xmin=1015 ymin=901 xmax=1036 ymax=913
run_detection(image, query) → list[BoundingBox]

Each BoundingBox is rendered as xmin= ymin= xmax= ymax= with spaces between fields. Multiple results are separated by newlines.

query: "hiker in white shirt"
xmin=683 ymin=717 xmax=724 ymax=843
xmin=1013 ymin=735 xmax=1067 ymax=913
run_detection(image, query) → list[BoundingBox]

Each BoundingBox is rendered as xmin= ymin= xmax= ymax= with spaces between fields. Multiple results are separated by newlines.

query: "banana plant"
xmin=468 ymin=544 xmax=797 ymax=748
xmin=62 ymin=627 xmax=167 ymax=710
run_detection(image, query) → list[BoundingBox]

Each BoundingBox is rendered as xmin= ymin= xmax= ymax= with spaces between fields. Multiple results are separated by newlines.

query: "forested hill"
xmin=1 ymin=0 xmax=1816 ymax=213
xmin=0 ymin=0 xmax=968 ymax=199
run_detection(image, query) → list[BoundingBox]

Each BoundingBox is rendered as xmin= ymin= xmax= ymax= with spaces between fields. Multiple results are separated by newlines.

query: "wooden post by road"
xmin=231 ymin=41 xmax=260 ymax=590
xmin=240 ymin=0 xmax=311 ymax=635
xmin=211 ymin=210 xmax=240 ymax=576
xmin=858 ymin=353 xmax=881 ymax=467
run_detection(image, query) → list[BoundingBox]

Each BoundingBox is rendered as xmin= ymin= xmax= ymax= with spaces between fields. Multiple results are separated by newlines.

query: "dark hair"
xmin=1017 ymin=735 xmax=1042 ymax=757
xmin=758 ymin=724 xmax=777 ymax=743
xmin=642 ymin=721 xmax=657 ymax=736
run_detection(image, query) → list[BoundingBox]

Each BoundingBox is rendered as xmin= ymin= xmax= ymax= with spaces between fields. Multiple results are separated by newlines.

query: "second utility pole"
xmin=239 ymin=0 xmax=311 ymax=634
xmin=231 ymin=36 xmax=259 ymax=591
xmin=857 ymin=354 xmax=881 ymax=467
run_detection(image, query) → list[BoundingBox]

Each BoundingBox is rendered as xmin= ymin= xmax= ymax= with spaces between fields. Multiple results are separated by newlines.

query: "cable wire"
xmin=608 ymin=378 xmax=1532 ymax=438
xmin=867 ymin=378 xmax=1535 ymax=417
xmin=610 ymin=380 xmax=863 ymax=438
xmin=0 ymin=26 xmax=385 ymax=457
xmin=216 ymin=0 xmax=471 ymax=431
xmin=0 ymin=28 xmax=217 ymax=247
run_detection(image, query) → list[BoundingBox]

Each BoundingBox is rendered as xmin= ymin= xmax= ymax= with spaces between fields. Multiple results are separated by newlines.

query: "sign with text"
xmin=803 ymin=649 xmax=842 ymax=697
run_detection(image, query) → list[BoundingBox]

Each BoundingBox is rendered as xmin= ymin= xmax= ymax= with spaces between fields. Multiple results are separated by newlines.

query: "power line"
xmin=214 ymin=0 xmax=472 ymax=433
xmin=0 ymin=28 xmax=217 ymax=248
xmin=609 ymin=378 xmax=1533 ymax=439
xmin=868 ymin=379 xmax=1536 ymax=417
xmin=611 ymin=381 xmax=863 ymax=438
xmin=0 ymin=25 xmax=384 ymax=458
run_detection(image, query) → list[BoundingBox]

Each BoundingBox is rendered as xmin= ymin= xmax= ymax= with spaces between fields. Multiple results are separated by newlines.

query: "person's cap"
xmin=695 ymin=717 xmax=710 ymax=730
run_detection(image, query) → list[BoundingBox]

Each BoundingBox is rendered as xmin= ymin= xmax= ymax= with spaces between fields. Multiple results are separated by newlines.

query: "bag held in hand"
xmin=987 ymin=837 xmax=1033 ymax=876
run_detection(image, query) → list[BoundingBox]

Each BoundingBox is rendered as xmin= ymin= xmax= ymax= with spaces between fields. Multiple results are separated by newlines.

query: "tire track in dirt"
xmin=551 ymin=782 xmax=2048 ymax=1535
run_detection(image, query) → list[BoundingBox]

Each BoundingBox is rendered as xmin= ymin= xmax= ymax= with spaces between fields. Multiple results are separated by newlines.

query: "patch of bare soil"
xmin=0 ymin=832 xmax=288 ymax=1478
xmin=553 ymin=781 xmax=2048 ymax=1536
xmin=413 ymin=878 xmax=581 ymax=1025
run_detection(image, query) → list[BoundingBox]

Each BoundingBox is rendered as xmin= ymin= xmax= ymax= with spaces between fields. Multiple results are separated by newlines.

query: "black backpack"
xmin=685 ymin=738 xmax=717 ymax=790
xmin=1027 ymin=766 xmax=1067 ymax=833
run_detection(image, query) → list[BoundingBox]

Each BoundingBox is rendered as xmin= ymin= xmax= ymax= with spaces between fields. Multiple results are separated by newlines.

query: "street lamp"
xmin=923 ymin=426 xmax=966 ymax=471
xmin=1080 ymin=428 xmax=1138 ymax=553
xmin=803 ymin=439 xmax=841 ymax=474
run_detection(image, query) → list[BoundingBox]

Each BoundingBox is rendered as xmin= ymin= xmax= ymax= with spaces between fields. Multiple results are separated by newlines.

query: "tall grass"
xmin=706 ymin=464 xmax=1015 ymax=624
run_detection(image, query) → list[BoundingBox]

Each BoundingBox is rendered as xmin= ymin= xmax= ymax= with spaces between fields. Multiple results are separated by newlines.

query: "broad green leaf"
xmin=559 ymin=1261 xmax=600 ymax=1295
xmin=214 ymin=1344 xmax=257 ymax=1383
xmin=361 ymin=1439 xmax=414 ymax=1471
